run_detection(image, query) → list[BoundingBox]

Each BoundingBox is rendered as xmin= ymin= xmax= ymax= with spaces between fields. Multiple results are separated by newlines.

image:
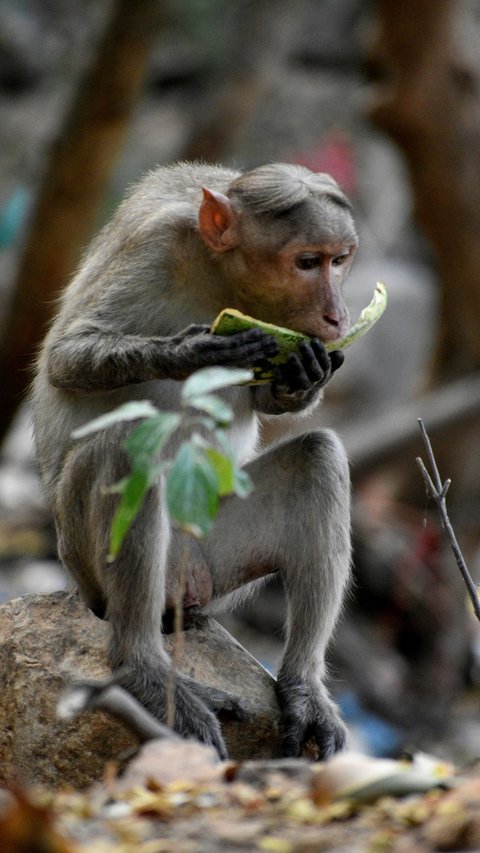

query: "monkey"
xmin=32 ymin=162 xmax=358 ymax=760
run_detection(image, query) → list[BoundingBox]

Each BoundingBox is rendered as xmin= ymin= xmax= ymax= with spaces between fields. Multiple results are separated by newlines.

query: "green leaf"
xmin=191 ymin=415 xmax=217 ymax=433
xmin=72 ymin=401 xmax=159 ymax=439
xmin=212 ymin=428 xmax=235 ymax=456
xmin=166 ymin=443 xmax=219 ymax=537
xmin=208 ymin=431 xmax=253 ymax=498
xmin=205 ymin=447 xmax=236 ymax=495
xmin=108 ymin=468 xmax=151 ymax=559
xmin=187 ymin=393 xmax=233 ymax=426
xmin=182 ymin=367 xmax=253 ymax=401
xmin=123 ymin=413 xmax=181 ymax=468
xmin=232 ymin=467 xmax=253 ymax=498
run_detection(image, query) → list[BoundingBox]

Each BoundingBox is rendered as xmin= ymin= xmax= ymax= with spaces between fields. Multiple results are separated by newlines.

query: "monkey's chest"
xmin=224 ymin=398 xmax=259 ymax=465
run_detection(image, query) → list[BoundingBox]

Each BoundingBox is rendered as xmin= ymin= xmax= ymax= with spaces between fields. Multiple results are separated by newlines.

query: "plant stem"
xmin=165 ymin=544 xmax=187 ymax=729
xmin=416 ymin=417 xmax=480 ymax=622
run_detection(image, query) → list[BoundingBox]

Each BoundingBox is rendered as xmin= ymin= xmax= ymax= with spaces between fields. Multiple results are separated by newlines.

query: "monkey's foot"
xmin=181 ymin=673 xmax=248 ymax=719
xmin=172 ymin=672 xmax=246 ymax=758
xmin=275 ymin=674 xmax=347 ymax=760
xmin=117 ymin=665 xmax=246 ymax=760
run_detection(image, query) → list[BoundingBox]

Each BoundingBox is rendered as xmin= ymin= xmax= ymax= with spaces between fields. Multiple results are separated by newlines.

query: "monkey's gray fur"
xmin=33 ymin=162 xmax=358 ymax=759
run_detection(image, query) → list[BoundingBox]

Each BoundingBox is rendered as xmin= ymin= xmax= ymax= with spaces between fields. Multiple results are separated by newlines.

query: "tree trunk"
xmin=0 ymin=0 xmax=157 ymax=445
xmin=365 ymin=0 xmax=480 ymax=383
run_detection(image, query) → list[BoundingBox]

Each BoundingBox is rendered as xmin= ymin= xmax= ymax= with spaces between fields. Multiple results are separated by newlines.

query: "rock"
xmin=171 ymin=616 xmax=281 ymax=761
xmin=115 ymin=738 xmax=223 ymax=792
xmin=0 ymin=591 xmax=281 ymax=789
xmin=0 ymin=591 xmax=134 ymax=790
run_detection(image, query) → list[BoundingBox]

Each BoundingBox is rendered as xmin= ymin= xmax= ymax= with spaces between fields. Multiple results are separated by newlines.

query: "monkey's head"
xmin=198 ymin=163 xmax=358 ymax=344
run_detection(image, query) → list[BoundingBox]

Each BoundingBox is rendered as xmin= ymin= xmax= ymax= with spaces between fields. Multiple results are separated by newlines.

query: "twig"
xmin=57 ymin=673 xmax=179 ymax=744
xmin=416 ymin=417 xmax=480 ymax=623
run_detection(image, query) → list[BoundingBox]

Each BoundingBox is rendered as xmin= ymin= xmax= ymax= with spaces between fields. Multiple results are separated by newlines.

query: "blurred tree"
xmin=0 ymin=0 xmax=158 ymax=446
xmin=366 ymin=0 xmax=480 ymax=383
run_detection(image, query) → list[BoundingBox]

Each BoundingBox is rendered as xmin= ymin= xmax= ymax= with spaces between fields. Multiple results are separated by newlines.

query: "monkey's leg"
xmin=55 ymin=436 xmax=239 ymax=758
xmin=203 ymin=429 xmax=351 ymax=760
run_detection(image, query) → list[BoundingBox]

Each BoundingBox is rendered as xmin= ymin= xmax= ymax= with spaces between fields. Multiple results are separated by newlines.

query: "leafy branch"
xmin=416 ymin=417 xmax=480 ymax=623
xmin=72 ymin=366 xmax=254 ymax=559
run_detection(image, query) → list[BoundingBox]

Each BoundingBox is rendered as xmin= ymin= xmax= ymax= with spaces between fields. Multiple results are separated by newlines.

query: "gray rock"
xmin=0 ymin=591 xmax=280 ymax=789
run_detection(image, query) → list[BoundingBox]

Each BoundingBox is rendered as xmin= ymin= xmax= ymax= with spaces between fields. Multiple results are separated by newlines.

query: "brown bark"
xmin=366 ymin=0 xmax=480 ymax=383
xmin=0 ymin=0 xmax=157 ymax=445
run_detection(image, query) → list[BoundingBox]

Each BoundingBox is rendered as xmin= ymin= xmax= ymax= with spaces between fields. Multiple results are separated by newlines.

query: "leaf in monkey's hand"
xmin=167 ymin=442 xmax=219 ymax=537
xmin=211 ymin=283 xmax=388 ymax=384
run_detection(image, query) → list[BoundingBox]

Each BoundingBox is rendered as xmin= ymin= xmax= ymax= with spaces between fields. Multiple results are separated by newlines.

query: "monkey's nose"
xmin=323 ymin=313 xmax=340 ymax=328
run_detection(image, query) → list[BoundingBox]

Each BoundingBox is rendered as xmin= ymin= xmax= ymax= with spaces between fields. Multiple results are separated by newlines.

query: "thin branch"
xmin=57 ymin=673 xmax=179 ymax=744
xmin=416 ymin=417 xmax=480 ymax=622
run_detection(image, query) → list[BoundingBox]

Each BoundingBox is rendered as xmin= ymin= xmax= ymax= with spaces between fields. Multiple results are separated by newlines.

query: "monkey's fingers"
xmin=281 ymin=713 xmax=347 ymax=760
xmin=309 ymin=338 xmax=331 ymax=371
xmin=309 ymin=713 xmax=347 ymax=759
xmin=187 ymin=679 xmax=248 ymax=720
xmin=205 ymin=328 xmax=280 ymax=366
xmin=171 ymin=680 xmax=229 ymax=759
xmin=301 ymin=338 xmax=346 ymax=383
xmin=276 ymin=677 xmax=347 ymax=760
xmin=328 ymin=349 xmax=345 ymax=374
xmin=178 ymin=323 xmax=211 ymax=338
xmin=276 ymin=353 xmax=312 ymax=392
xmin=299 ymin=340 xmax=331 ymax=384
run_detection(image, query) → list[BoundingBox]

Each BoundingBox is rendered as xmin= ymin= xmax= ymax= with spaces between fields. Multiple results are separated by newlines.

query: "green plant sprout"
xmin=72 ymin=366 xmax=254 ymax=559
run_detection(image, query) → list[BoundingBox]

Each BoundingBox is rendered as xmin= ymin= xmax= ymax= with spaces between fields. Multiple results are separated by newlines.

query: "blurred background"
xmin=1 ymin=0 xmax=480 ymax=761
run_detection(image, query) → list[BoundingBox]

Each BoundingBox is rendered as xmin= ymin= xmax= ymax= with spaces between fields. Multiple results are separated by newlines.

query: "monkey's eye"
xmin=296 ymin=254 xmax=320 ymax=271
xmin=332 ymin=253 xmax=349 ymax=267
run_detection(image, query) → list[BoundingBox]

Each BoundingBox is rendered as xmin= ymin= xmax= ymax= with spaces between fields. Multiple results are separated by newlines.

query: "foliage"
xmin=72 ymin=367 xmax=254 ymax=558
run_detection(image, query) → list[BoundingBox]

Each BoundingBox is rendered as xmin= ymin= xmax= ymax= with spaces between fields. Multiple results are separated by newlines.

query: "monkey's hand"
xmin=276 ymin=674 xmax=347 ymax=760
xmin=270 ymin=339 xmax=344 ymax=412
xmin=170 ymin=325 xmax=279 ymax=378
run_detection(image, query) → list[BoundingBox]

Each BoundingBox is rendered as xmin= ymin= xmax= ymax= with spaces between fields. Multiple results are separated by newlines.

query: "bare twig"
xmin=57 ymin=673 xmax=179 ymax=744
xmin=416 ymin=417 xmax=480 ymax=622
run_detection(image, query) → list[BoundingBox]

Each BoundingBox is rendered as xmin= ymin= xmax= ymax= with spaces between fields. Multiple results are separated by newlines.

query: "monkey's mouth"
xmin=297 ymin=320 xmax=350 ymax=344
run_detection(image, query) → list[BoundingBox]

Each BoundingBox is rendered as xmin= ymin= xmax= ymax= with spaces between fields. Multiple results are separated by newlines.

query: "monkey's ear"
xmin=198 ymin=187 xmax=239 ymax=253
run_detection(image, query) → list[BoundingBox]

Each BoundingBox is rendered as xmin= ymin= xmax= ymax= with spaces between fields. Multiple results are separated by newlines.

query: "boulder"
xmin=0 ymin=591 xmax=281 ymax=789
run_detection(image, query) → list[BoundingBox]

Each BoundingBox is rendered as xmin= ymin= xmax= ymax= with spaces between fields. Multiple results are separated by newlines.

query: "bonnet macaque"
xmin=33 ymin=162 xmax=358 ymax=759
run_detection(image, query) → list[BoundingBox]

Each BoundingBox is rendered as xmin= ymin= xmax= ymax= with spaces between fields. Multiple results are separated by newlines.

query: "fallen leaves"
xmin=0 ymin=749 xmax=478 ymax=852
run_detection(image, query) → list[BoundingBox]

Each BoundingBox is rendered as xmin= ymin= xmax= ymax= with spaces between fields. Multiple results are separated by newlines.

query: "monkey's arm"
xmin=46 ymin=324 xmax=279 ymax=392
xmin=251 ymin=340 xmax=344 ymax=415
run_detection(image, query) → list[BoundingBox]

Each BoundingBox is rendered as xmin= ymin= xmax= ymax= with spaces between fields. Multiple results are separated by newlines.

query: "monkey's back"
xmin=32 ymin=162 xmax=261 ymax=498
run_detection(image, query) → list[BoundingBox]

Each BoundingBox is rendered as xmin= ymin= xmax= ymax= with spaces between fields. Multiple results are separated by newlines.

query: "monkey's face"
xmin=198 ymin=184 xmax=358 ymax=344
xmin=225 ymin=213 xmax=358 ymax=344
